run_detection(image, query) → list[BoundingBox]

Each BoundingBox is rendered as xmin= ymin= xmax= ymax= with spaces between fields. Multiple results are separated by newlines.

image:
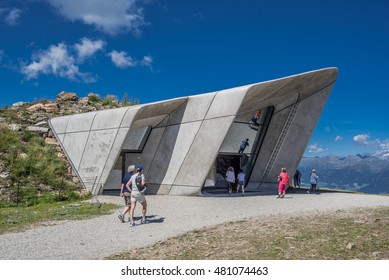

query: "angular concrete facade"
xmin=49 ymin=68 xmax=338 ymax=196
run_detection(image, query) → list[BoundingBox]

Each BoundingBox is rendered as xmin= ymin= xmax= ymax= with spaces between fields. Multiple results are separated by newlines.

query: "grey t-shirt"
xmin=130 ymin=173 xmax=145 ymax=192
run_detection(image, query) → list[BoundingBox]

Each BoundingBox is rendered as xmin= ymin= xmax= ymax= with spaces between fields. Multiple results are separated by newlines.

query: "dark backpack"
xmin=135 ymin=174 xmax=146 ymax=192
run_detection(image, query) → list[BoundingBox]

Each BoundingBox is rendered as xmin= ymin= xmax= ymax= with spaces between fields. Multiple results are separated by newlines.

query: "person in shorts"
xmin=118 ymin=165 xmax=135 ymax=223
xmin=237 ymin=169 xmax=246 ymax=196
xmin=127 ymin=165 xmax=148 ymax=227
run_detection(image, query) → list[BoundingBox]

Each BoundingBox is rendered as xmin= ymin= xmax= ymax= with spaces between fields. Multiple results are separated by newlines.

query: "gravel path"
xmin=1 ymin=190 xmax=389 ymax=260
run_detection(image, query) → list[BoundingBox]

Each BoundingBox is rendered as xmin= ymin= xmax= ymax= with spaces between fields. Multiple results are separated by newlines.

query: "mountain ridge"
xmin=298 ymin=151 xmax=389 ymax=194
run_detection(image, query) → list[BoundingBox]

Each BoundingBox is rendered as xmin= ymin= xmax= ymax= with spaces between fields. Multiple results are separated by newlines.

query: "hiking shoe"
xmin=141 ymin=218 xmax=148 ymax=224
xmin=129 ymin=221 xmax=135 ymax=227
xmin=118 ymin=214 xmax=124 ymax=223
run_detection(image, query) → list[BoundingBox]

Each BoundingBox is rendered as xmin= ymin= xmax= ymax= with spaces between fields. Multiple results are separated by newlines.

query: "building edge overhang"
xmin=48 ymin=67 xmax=338 ymax=195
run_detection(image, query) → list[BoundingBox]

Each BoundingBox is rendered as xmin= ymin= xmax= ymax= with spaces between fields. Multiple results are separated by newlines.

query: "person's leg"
xmin=129 ymin=200 xmax=137 ymax=226
xmin=241 ymin=184 xmax=245 ymax=196
xmin=281 ymin=184 xmax=286 ymax=198
xmin=140 ymin=200 xmax=147 ymax=223
xmin=277 ymin=184 xmax=282 ymax=198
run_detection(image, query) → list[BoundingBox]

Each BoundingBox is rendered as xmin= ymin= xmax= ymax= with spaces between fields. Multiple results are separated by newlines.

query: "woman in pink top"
xmin=277 ymin=167 xmax=289 ymax=198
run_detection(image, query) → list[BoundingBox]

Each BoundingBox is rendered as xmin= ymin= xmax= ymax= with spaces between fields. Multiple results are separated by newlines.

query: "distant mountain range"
xmin=298 ymin=150 xmax=389 ymax=194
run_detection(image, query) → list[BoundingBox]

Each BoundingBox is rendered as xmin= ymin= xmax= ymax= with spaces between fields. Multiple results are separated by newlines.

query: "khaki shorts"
xmin=131 ymin=191 xmax=146 ymax=203
xmin=123 ymin=192 xmax=131 ymax=206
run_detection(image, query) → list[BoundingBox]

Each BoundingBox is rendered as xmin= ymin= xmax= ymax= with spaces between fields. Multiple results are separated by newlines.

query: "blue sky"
xmin=0 ymin=0 xmax=388 ymax=157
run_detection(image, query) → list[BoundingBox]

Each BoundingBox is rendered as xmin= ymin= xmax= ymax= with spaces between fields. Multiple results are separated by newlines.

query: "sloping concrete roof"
xmin=49 ymin=68 xmax=338 ymax=196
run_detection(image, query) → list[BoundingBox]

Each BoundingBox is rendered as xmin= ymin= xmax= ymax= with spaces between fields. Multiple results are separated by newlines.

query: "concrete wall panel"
xmin=62 ymin=131 xmax=90 ymax=170
xmin=174 ymin=116 xmax=235 ymax=188
xmin=66 ymin=112 xmax=97 ymax=133
xmin=205 ymin=87 xmax=249 ymax=119
xmin=147 ymin=122 xmax=202 ymax=186
xmin=77 ymin=129 xmax=118 ymax=188
xmin=120 ymin=106 xmax=139 ymax=128
xmin=91 ymin=107 xmax=129 ymax=130
xmin=125 ymin=127 xmax=166 ymax=177
xmin=98 ymin=128 xmax=131 ymax=190
xmin=49 ymin=116 xmax=70 ymax=134
xmin=181 ymin=93 xmax=216 ymax=123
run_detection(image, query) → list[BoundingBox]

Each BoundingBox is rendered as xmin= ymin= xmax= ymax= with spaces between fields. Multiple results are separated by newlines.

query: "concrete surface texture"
xmin=0 ymin=190 xmax=388 ymax=260
xmin=49 ymin=68 xmax=338 ymax=195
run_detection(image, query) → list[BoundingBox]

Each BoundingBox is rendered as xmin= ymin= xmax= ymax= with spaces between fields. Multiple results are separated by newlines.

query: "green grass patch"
xmin=0 ymin=200 xmax=120 ymax=235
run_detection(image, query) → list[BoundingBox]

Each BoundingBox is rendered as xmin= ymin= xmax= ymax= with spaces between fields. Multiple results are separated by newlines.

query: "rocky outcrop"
xmin=57 ymin=91 xmax=78 ymax=102
xmin=27 ymin=103 xmax=59 ymax=113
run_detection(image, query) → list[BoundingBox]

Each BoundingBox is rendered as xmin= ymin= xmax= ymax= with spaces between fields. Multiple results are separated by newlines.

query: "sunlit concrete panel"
xmin=147 ymin=122 xmax=202 ymax=187
xmin=66 ymin=111 xmax=97 ymax=133
xmin=62 ymin=131 xmax=90 ymax=170
xmin=173 ymin=116 xmax=235 ymax=189
xmin=98 ymin=128 xmax=132 ymax=189
xmin=77 ymin=129 xmax=118 ymax=188
xmin=181 ymin=93 xmax=216 ymax=123
xmin=49 ymin=116 xmax=70 ymax=134
xmin=91 ymin=107 xmax=129 ymax=130
xmin=120 ymin=106 xmax=139 ymax=128
xmin=205 ymin=86 xmax=249 ymax=119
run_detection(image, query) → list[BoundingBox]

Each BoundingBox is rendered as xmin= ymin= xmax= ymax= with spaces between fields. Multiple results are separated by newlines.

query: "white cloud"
xmin=74 ymin=38 xmax=105 ymax=62
xmin=46 ymin=0 xmax=146 ymax=35
xmin=308 ymin=143 xmax=325 ymax=153
xmin=353 ymin=134 xmax=389 ymax=152
xmin=377 ymin=139 xmax=389 ymax=150
xmin=0 ymin=7 xmax=22 ymax=26
xmin=141 ymin=55 xmax=153 ymax=67
xmin=353 ymin=134 xmax=370 ymax=146
xmin=335 ymin=136 xmax=343 ymax=142
xmin=108 ymin=50 xmax=135 ymax=68
xmin=22 ymin=42 xmax=97 ymax=83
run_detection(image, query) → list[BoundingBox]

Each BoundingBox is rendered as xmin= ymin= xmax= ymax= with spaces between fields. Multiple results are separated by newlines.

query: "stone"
xmin=44 ymin=103 xmax=59 ymax=113
xmin=57 ymin=91 xmax=78 ymax=102
xmin=0 ymin=172 xmax=10 ymax=179
xmin=78 ymin=97 xmax=89 ymax=105
xmin=26 ymin=126 xmax=49 ymax=133
xmin=346 ymin=242 xmax=356 ymax=250
xmin=27 ymin=103 xmax=46 ymax=112
xmin=35 ymin=121 xmax=47 ymax=127
xmin=8 ymin=124 xmax=21 ymax=131
xmin=45 ymin=138 xmax=58 ymax=145
xmin=19 ymin=153 xmax=28 ymax=159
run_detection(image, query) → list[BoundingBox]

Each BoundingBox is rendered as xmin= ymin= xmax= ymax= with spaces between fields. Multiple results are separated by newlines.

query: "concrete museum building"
xmin=49 ymin=68 xmax=338 ymax=196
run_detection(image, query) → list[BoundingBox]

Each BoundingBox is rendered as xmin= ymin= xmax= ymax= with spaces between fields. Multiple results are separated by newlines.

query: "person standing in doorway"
xmin=308 ymin=169 xmax=319 ymax=194
xmin=225 ymin=166 xmax=235 ymax=195
xmin=127 ymin=165 xmax=148 ymax=227
xmin=277 ymin=167 xmax=289 ymax=198
xmin=118 ymin=165 xmax=135 ymax=223
xmin=237 ymin=169 xmax=246 ymax=196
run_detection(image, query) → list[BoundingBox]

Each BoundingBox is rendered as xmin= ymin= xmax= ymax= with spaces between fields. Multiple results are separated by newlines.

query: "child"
xmin=277 ymin=167 xmax=289 ymax=198
xmin=237 ymin=169 xmax=246 ymax=196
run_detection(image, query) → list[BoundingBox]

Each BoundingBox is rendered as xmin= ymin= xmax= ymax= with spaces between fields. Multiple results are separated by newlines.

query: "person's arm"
xmin=125 ymin=179 xmax=132 ymax=192
xmin=120 ymin=183 xmax=124 ymax=197
xmin=141 ymin=174 xmax=145 ymax=186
